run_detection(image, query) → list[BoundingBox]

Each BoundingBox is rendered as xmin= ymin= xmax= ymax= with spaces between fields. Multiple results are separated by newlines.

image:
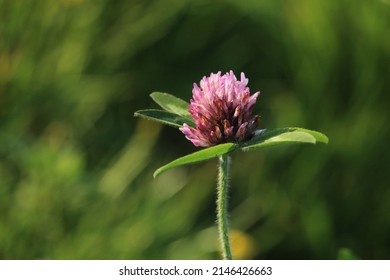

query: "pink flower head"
xmin=180 ymin=71 xmax=260 ymax=147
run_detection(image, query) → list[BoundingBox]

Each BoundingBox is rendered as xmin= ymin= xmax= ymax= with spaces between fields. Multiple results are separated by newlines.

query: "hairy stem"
xmin=217 ymin=154 xmax=232 ymax=260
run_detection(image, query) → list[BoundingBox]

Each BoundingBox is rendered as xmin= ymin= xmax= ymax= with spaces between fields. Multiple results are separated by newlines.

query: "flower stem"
xmin=217 ymin=154 xmax=232 ymax=260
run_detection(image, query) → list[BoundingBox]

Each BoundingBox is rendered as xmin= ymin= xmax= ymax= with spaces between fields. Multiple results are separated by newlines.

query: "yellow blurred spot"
xmin=229 ymin=229 xmax=257 ymax=260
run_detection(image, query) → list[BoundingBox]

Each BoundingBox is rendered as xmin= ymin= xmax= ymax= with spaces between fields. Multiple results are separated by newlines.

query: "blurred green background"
xmin=1 ymin=0 xmax=389 ymax=259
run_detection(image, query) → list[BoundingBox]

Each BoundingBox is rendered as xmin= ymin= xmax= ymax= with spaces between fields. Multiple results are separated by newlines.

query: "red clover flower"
xmin=180 ymin=71 xmax=260 ymax=147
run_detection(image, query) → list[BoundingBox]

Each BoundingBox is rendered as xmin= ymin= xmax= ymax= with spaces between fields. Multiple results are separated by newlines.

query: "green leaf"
xmin=240 ymin=127 xmax=328 ymax=151
xmin=153 ymin=143 xmax=237 ymax=178
xmin=134 ymin=109 xmax=195 ymax=128
xmin=150 ymin=92 xmax=192 ymax=118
